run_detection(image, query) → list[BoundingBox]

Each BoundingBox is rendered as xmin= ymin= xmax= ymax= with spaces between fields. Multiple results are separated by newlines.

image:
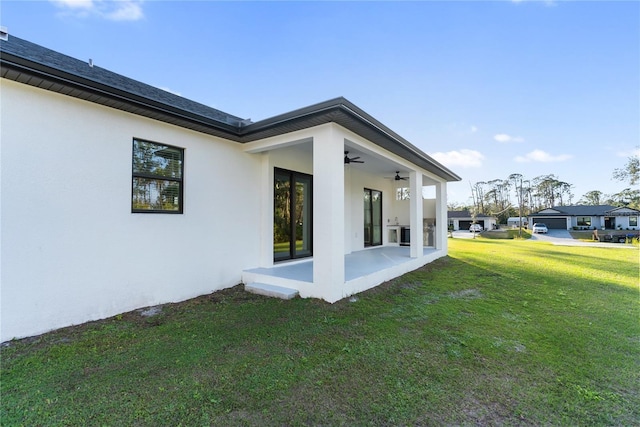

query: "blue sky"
xmin=2 ymin=0 xmax=638 ymax=204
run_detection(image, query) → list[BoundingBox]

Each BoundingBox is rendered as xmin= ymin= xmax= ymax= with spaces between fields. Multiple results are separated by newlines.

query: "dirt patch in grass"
xmin=448 ymin=288 xmax=483 ymax=300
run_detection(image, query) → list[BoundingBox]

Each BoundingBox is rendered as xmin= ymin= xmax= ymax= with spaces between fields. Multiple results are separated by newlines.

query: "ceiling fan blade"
xmin=344 ymin=151 xmax=364 ymax=164
xmin=393 ymin=171 xmax=409 ymax=181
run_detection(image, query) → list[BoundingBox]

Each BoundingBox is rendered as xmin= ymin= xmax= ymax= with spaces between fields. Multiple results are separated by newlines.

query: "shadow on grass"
xmin=2 ymin=242 xmax=639 ymax=426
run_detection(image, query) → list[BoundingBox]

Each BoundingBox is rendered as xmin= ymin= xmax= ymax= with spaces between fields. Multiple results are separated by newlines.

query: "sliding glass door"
xmin=364 ymin=188 xmax=382 ymax=247
xmin=274 ymin=168 xmax=313 ymax=261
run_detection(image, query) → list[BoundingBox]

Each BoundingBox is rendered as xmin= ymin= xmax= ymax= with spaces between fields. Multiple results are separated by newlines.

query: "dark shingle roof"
xmin=1 ymin=34 xmax=461 ymax=182
xmin=0 ymin=35 xmax=244 ymax=130
xmin=531 ymin=205 xmax=634 ymax=216
xmin=447 ymin=210 xmax=493 ymax=219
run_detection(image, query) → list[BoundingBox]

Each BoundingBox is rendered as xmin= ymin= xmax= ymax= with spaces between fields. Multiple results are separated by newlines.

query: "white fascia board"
xmin=242 ymin=125 xmax=328 ymax=154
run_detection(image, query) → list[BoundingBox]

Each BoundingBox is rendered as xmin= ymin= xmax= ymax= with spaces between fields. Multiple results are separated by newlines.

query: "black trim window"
xmin=364 ymin=188 xmax=382 ymax=247
xmin=132 ymin=138 xmax=184 ymax=213
xmin=577 ymin=216 xmax=591 ymax=227
xmin=273 ymin=168 xmax=313 ymax=262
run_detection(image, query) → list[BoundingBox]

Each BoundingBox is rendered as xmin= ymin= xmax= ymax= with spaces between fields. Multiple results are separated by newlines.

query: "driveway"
xmin=451 ymin=228 xmax=636 ymax=249
xmin=451 ymin=230 xmax=481 ymax=239
xmin=531 ymin=229 xmax=636 ymax=248
xmin=530 ymin=229 xmax=572 ymax=242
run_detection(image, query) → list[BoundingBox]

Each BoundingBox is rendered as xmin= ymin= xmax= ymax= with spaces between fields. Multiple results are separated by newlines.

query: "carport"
xmin=531 ymin=217 xmax=567 ymax=229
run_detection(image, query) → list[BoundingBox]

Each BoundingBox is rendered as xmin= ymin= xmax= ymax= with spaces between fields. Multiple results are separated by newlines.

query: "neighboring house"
xmin=447 ymin=210 xmax=497 ymax=231
xmin=529 ymin=205 xmax=640 ymax=230
xmin=0 ymin=34 xmax=460 ymax=341
xmin=507 ymin=217 xmax=529 ymax=228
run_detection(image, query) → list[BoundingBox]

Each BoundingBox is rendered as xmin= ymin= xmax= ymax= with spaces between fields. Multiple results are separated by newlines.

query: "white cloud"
xmin=616 ymin=147 xmax=640 ymax=158
xmin=430 ymin=149 xmax=485 ymax=168
xmin=105 ymin=1 xmax=143 ymax=21
xmin=511 ymin=0 xmax=556 ymax=5
xmin=52 ymin=0 xmax=94 ymax=9
xmin=515 ymin=149 xmax=572 ymax=163
xmin=494 ymin=133 xmax=524 ymax=143
xmin=470 ymin=125 xmax=478 ymax=133
xmin=50 ymin=0 xmax=144 ymax=21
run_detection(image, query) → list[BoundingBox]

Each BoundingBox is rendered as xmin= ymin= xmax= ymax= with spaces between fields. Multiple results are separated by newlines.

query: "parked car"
xmin=532 ymin=223 xmax=548 ymax=234
xmin=469 ymin=224 xmax=483 ymax=232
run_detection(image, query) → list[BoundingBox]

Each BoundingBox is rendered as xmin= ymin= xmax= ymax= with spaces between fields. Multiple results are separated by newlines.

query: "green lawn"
xmin=2 ymin=240 xmax=638 ymax=425
xmin=477 ymin=228 xmax=532 ymax=239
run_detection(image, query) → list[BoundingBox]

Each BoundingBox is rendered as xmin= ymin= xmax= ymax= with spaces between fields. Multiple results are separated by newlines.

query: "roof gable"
xmin=606 ymin=207 xmax=640 ymax=216
xmin=537 ymin=208 xmax=562 ymax=214
xmin=532 ymin=205 xmax=629 ymax=216
xmin=447 ymin=210 xmax=494 ymax=219
xmin=448 ymin=210 xmax=471 ymax=218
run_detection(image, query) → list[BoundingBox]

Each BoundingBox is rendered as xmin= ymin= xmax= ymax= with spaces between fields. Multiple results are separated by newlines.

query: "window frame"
xmin=131 ymin=138 xmax=184 ymax=214
xmin=273 ymin=167 xmax=313 ymax=262
xmin=577 ymin=216 xmax=591 ymax=227
xmin=364 ymin=188 xmax=383 ymax=247
xmin=630 ymin=216 xmax=638 ymax=227
xmin=396 ymin=187 xmax=410 ymax=201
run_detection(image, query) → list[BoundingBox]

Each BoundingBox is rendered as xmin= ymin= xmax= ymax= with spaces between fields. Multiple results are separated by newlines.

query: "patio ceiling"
xmin=280 ymin=141 xmax=440 ymax=186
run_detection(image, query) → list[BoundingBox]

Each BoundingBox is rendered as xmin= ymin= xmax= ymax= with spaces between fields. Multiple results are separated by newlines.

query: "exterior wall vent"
xmin=0 ymin=27 xmax=8 ymax=41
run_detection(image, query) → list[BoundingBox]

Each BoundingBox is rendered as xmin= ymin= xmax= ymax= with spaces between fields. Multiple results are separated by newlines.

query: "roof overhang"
xmin=239 ymin=98 xmax=460 ymax=181
xmin=1 ymin=41 xmax=461 ymax=182
xmin=1 ymin=52 xmax=242 ymax=140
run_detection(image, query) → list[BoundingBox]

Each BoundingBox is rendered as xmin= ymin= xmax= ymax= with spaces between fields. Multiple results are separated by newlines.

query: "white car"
xmin=532 ymin=223 xmax=548 ymax=234
xmin=469 ymin=224 xmax=483 ymax=232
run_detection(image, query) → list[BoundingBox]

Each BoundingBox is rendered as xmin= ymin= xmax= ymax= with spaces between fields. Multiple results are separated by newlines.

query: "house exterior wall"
xmin=607 ymin=208 xmax=640 ymax=230
xmin=600 ymin=215 xmax=639 ymax=230
xmin=345 ymin=168 xmax=393 ymax=253
xmin=570 ymin=215 xmax=640 ymax=230
xmin=507 ymin=217 xmax=528 ymax=228
xmin=613 ymin=216 xmax=639 ymax=230
xmin=569 ymin=216 xmax=604 ymax=229
xmin=345 ymin=169 xmax=439 ymax=252
xmin=1 ymin=81 xmax=262 ymax=342
xmin=448 ymin=217 xmax=496 ymax=231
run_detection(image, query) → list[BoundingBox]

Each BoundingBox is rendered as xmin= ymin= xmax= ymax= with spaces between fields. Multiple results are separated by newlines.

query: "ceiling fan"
xmin=385 ymin=171 xmax=409 ymax=181
xmin=344 ymin=151 xmax=364 ymax=164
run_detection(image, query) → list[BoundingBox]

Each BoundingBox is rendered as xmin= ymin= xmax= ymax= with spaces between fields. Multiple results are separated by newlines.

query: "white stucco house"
xmin=529 ymin=205 xmax=640 ymax=230
xmin=506 ymin=217 xmax=529 ymax=228
xmin=447 ymin=210 xmax=497 ymax=231
xmin=0 ymin=34 xmax=461 ymax=342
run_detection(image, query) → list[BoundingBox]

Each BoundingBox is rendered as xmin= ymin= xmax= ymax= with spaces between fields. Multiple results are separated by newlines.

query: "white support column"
xmin=313 ymin=125 xmax=345 ymax=302
xmin=259 ymin=152 xmax=273 ymax=267
xmin=409 ymin=171 xmax=423 ymax=258
xmin=344 ymin=164 xmax=352 ymax=255
xmin=435 ymin=181 xmax=447 ymax=251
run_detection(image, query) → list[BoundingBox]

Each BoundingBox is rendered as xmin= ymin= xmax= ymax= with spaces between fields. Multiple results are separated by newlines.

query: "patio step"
xmin=244 ymin=282 xmax=299 ymax=300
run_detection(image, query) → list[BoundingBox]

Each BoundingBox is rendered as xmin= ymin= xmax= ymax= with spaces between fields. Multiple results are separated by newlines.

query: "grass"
xmin=2 ymin=240 xmax=638 ymax=426
xmin=477 ymin=228 xmax=532 ymax=239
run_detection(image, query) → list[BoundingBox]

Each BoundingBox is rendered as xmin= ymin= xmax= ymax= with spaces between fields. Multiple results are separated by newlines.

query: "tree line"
xmin=450 ymin=154 xmax=639 ymax=224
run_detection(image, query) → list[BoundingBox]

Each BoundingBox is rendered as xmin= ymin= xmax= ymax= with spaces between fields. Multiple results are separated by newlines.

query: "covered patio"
xmin=243 ymin=245 xmax=441 ymax=302
xmin=238 ymin=99 xmax=460 ymax=303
